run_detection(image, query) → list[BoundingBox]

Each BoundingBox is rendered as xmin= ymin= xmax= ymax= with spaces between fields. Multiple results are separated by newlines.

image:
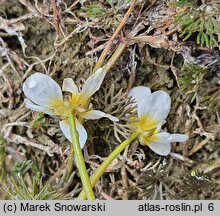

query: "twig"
xmin=100 ymin=192 xmax=115 ymax=200
xmin=189 ymin=134 xmax=214 ymax=156
xmin=7 ymin=134 xmax=61 ymax=157
xmin=92 ymin=0 xmax=138 ymax=73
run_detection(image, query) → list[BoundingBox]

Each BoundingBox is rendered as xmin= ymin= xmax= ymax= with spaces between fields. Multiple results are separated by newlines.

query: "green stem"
xmin=92 ymin=0 xmax=137 ymax=74
xmin=77 ymin=131 xmax=140 ymax=200
xmin=103 ymin=41 xmax=127 ymax=73
xmin=68 ymin=113 xmax=96 ymax=200
xmin=81 ymin=41 xmax=127 ymax=122
xmin=90 ymin=41 xmax=127 ymax=76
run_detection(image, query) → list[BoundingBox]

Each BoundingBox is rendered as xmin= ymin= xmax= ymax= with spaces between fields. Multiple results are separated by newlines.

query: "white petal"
xmin=156 ymin=132 xmax=188 ymax=142
xmin=148 ymin=132 xmax=172 ymax=155
xmin=24 ymin=99 xmax=53 ymax=115
xmin=59 ymin=119 xmax=88 ymax=149
xmin=59 ymin=120 xmax=72 ymax=142
xmin=23 ymin=73 xmax=63 ymax=107
xmin=148 ymin=132 xmax=188 ymax=156
xmin=128 ymin=86 xmax=151 ymax=106
xmin=80 ymin=110 xmax=119 ymax=122
xmin=151 ymin=91 xmax=171 ymax=121
xmin=164 ymin=133 xmax=189 ymax=142
xmin=148 ymin=140 xmax=171 ymax=156
xmin=139 ymin=91 xmax=171 ymax=122
xmin=137 ymin=94 xmax=153 ymax=118
xmin=62 ymin=78 xmax=78 ymax=94
xmin=78 ymin=68 xmax=106 ymax=103
xmin=75 ymin=118 xmax=88 ymax=149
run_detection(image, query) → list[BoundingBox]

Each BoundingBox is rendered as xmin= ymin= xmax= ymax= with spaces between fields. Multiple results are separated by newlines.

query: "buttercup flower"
xmin=23 ymin=68 xmax=118 ymax=148
xmin=128 ymin=86 xmax=188 ymax=156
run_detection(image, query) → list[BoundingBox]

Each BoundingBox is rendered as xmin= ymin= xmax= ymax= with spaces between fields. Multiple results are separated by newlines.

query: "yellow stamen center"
xmin=130 ymin=115 xmax=159 ymax=145
xmin=49 ymin=92 xmax=89 ymax=118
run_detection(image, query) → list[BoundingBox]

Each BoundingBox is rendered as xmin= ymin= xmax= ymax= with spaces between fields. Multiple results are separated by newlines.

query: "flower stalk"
xmin=103 ymin=41 xmax=127 ymax=73
xmin=68 ymin=112 xmax=96 ymax=200
xmin=92 ymin=0 xmax=137 ymax=74
xmin=77 ymin=131 xmax=140 ymax=200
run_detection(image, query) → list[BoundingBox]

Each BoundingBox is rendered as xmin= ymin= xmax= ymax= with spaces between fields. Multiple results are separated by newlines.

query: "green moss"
xmin=82 ymin=4 xmax=107 ymax=18
xmin=12 ymin=160 xmax=33 ymax=177
xmin=175 ymin=4 xmax=220 ymax=48
xmin=6 ymin=175 xmax=65 ymax=200
xmin=30 ymin=113 xmax=50 ymax=130
xmin=179 ymin=64 xmax=208 ymax=90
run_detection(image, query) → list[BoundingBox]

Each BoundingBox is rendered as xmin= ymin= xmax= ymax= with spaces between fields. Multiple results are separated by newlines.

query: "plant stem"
xmin=81 ymin=41 xmax=127 ymax=121
xmin=81 ymin=2 xmax=136 ymax=120
xmin=68 ymin=113 xmax=96 ymax=200
xmin=104 ymin=41 xmax=127 ymax=73
xmin=77 ymin=131 xmax=140 ymax=200
xmin=92 ymin=0 xmax=137 ymax=74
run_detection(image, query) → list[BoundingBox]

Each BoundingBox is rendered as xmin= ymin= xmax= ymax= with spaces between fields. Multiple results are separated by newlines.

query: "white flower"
xmin=23 ymin=68 xmax=118 ymax=148
xmin=128 ymin=86 xmax=188 ymax=156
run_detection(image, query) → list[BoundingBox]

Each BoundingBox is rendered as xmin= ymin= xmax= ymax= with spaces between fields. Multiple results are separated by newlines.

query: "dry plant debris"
xmin=0 ymin=0 xmax=219 ymax=200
